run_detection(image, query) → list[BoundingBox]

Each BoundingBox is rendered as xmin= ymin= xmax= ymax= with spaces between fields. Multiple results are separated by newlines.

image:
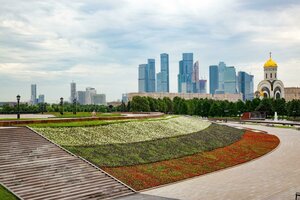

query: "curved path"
xmin=142 ymin=123 xmax=300 ymax=200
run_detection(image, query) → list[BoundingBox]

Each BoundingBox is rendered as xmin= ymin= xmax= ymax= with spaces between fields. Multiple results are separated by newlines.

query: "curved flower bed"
xmin=103 ymin=130 xmax=280 ymax=190
xmin=34 ymin=116 xmax=211 ymax=145
xmin=64 ymin=124 xmax=243 ymax=166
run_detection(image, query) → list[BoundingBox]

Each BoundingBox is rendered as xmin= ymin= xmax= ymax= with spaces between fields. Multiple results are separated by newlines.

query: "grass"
xmin=30 ymin=115 xmax=174 ymax=128
xmin=62 ymin=124 xmax=243 ymax=167
xmin=103 ymin=130 xmax=280 ymax=190
xmin=47 ymin=112 xmax=122 ymax=118
xmin=0 ymin=185 xmax=18 ymax=200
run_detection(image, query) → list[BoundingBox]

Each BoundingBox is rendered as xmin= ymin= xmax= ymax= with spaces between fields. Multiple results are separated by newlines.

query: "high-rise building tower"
xmin=160 ymin=53 xmax=169 ymax=92
xmin=77 ymin=91 xmax=86 ymax=105
xmin=38 ymin=94 xmax=45 ymax=103
xmin=199 ymin=79 xmax=207 ymax=94
xmin=138 ymin=59 xmax=156 ymax=93
xmin=224 ymin=66 xmax=238 ymax=94
xmin=209 ymin=65 xmax=219 ymax=95
xmin=85 ymin=87 xmax=97 ymax=104
xmin=31 ymin=84 xmax=37 ymax=105
xmin=138 ymin=64 xmax=148 ymax=92
xmin=178 ymin=53 xmax=193 ymax=93
xmin=147 ymin=59 xmax=156 ymax=92
xmin=238 ymin=71 xmax=254 ymax=101
xmin=70 ymin=82 xmax=76 ymax=102
xmin=192 ymin=61 xmax=200 ymax=93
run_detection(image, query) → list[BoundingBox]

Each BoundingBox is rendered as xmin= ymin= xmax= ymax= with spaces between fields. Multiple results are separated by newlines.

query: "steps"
xmin=0 ymin=127 xmax=135 ymax=200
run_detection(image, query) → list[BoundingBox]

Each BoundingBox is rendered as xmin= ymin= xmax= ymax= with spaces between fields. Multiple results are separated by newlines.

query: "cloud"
xmin=0 ymin=0 xmax=300 ymax=102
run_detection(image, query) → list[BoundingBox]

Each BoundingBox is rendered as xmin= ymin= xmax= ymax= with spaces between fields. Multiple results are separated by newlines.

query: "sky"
xmin=0 ymin=0 xmax=300 ymax=103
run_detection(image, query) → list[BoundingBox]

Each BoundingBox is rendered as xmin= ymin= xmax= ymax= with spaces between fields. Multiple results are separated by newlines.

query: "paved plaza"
xmin=142 ymin=123 xmax=300 ymax=200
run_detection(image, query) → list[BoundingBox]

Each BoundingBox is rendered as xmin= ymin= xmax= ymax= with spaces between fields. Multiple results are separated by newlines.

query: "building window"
xmin=266 ymin=74 xmax=267 ymax=79
xmin=275 ymin=73 xmax=277 ymax=78
xmin=270 ymin=73 xmax=272 ymax=78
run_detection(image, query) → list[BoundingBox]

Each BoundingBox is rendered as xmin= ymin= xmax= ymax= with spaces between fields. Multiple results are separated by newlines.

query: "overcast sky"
xmin=0 ymin=0 xmax=300 ymax=103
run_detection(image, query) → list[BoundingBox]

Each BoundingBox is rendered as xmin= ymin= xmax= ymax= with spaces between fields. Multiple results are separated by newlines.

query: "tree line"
xmin=1 ymin=97 xmax=299 ymax=119
xmin=127 ymin=96 xmax=300 ymax=118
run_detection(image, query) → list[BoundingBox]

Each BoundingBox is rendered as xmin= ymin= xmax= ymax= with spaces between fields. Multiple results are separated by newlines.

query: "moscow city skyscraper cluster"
xmin=138 ymin=52 xmax=254 ymax=101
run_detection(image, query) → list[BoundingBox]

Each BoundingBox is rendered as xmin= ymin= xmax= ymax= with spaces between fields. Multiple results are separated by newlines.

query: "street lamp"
xmin=16 ymin=95 xmax=20 ymax=119
xmin=60 ymin=97 xmax=64 ymax=115
xmin=73 ymin=98 xmax=77 ymax=115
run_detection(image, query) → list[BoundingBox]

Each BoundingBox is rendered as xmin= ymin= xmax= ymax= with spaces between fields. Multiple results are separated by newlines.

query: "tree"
xmin=130 ymin=96 xmax=150 ymax=112
xmin=256 ymin=98 xmax=274 ymax=117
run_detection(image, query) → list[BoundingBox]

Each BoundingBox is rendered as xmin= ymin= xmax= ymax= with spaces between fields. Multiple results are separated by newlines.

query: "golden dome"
xmin=264 ymin=52 xmax=278 ymax=68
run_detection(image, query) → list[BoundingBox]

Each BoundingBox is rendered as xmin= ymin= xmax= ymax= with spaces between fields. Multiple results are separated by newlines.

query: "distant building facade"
xmin=85 ymin=87 xmax=97 ymax=105
xmin=77 ymin=91 xmax=86 ymax=105
xmin=92 ymin=94 xmax=106 ymax=105
xmin=257 ymin=53 xmax=284 ymax=99
xmin=31 ymin=84 xmax=37 ymax=105
xmin=209 ymin=65 xmax=219 ymax=95
xmin=215 ymin=62 xmax=238 ymax=94
xmin=70 ymin=82 xmax=76 ymax=102
xmin=238 ymin=71 xmax=254 ymax=101
xmin=199 ymin=79 xmax=207 ymax=94
xmin=284 ymin=87 xmax=300 ymax=101
xmin=38 ymin=94 xmax=45 ymax=103
xmin=157 ymin=53 xmax=169 ymax=92
xmin=138 ymin=59 xmax=156 ymax=93
xmin=178 ymin=53 xmax=193 ymax=93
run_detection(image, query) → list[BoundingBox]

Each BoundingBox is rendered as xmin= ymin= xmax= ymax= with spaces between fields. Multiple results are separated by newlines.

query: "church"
xmin=256 ymin=53 xmax=285 ymax=99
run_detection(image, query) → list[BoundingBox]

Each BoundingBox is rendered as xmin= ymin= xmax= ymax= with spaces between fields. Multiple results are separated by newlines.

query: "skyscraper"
xmin=160 ymin=53 xmax=169 ymax=92
xmin=209 ymin=65 xmax=219 ymax=95
xmin=70 ymin=82 xmax=76 ymax=102
xmin=85 ymin=87 xmax=97 ymax=104
xmin=199 ymin=79 xmax=207 ymax=94
xmin=147 ymin=59 xmax=156 ymax=92
xmin=77 ymin=91 xmax=86 ymax=105
xmin=238 ymin=71 xmax=254 ymax=101
xmin=192 ymin=61 xmax=200 ymax=93
xmin=178 ymin=53 xmax=193 ymax=93
xmin=138 ymin=64 xmax=147 ymax=92
xmin=92 ymin=94 xmax=106 ymax=105
xmin=224 ymin=66 xmax=238 ymax=94
xmin=38 ymin=94 xmax=45 ymax=103
xmin=215 ymin=62 xmax=226 ymax=94
xmin=156 ymin=72 xmax=162 ymax=92
xmin=138 ymin=59 xmax=156 ymax=93
xmin=31 ymin=84 xmax=37 ymax=105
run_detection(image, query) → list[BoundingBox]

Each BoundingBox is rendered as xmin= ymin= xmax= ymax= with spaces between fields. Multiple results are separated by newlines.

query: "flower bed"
xmin=103 ymin=130 xmax=279 ymax=190
xmin=64 ymin=124 xmax=243 ymax=166
xmin=34 ymin=116 xmax=211 ymax=145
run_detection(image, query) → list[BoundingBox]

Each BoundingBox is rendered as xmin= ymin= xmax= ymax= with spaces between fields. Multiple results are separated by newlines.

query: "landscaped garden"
xmin=32 ymin=116 xmax=280 ymax=190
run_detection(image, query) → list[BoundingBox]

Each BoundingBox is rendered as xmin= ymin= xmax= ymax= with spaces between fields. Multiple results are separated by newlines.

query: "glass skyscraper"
xmin=147 ymin=59 xmax=156 ymax=92
xmin=156 ymin=53 xmax=169 ymax=92
xmin=31 ymin=84 xmax=37 ymax=105
xmin=209 ymin=65 xmax=219 ymax=95
xmin=224 ymin=66 xmax=237 ymax=94
xmin=138 ymin=64 xmax=148 ymax=92
xmin=178 ymin=53 xmax=193 ymax=93
xmin=138 ymin=59 xmax=156 ymax=93
xmin=238 ymin=71 xmax=254 ymax=101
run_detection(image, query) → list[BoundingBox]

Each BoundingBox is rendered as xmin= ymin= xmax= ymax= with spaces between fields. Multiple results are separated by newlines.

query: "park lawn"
xmin=0 ymin=185 xmax=18 ymax=200
xmin=103 ymin=130 xmax=280 ymax=190
xmin=46 ymin=112 xmax=122 ymax=118
xmin=64 ymin=124 xmax=243 ymax=166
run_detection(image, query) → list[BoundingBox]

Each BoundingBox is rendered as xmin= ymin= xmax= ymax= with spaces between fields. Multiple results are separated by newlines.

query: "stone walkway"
xmin=142 ymin=123 xmax=300 ymax=200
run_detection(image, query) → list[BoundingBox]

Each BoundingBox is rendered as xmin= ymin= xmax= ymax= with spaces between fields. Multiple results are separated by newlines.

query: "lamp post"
xmin=16 ymin=95 xmax=20 ymax=119
xmin=73 ymin=98 xmax=77 ymax=115
xmin=60 ymin=97 xmax=64 ymax=115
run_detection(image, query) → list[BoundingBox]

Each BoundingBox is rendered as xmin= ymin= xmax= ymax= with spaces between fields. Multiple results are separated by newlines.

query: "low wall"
xmin=0 ymin=112 xmax=164 ymax=127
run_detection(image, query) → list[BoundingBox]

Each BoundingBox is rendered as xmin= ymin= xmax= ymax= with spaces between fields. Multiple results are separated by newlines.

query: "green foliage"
xmin=0 ymin=185 xmax=18 ymax=200
xmin=64 ymin=124 xmax=244 ymax=167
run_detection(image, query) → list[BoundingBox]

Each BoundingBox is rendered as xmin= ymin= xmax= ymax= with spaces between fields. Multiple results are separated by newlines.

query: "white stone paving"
xmin=143 ymin=123 xmax=300 ymax=200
